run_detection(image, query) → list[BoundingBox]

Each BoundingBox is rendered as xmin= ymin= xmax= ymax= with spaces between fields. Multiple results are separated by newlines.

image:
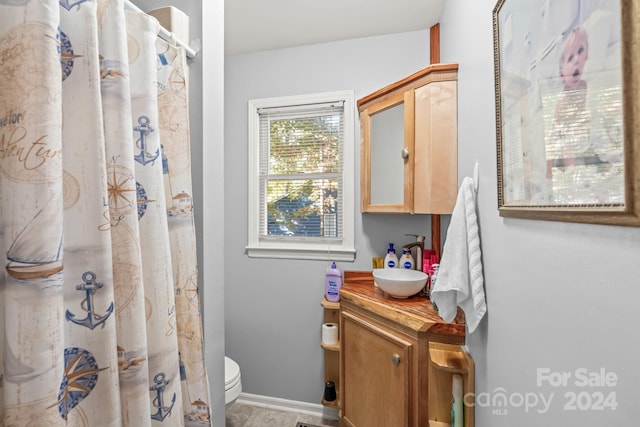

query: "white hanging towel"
xmin=430 ymin=176 xmax=487 ymax=333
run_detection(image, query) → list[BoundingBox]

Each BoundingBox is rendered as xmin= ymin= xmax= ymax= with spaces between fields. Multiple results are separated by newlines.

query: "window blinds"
xmin=257 ymin=101 xmax=345 ymax=241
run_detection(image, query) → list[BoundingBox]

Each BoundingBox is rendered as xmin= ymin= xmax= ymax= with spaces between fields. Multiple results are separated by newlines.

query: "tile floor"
xmin=225 ymin=401 xmax=339 ymax=427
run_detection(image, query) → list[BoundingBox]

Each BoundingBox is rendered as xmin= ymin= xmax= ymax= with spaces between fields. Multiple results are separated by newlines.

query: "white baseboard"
xmin=236 ymin=392 xmax=339 ymax=421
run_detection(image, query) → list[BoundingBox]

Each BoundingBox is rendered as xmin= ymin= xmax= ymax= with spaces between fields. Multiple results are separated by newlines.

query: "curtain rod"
xmin=124 ymin=0 xmax=197 ymax=59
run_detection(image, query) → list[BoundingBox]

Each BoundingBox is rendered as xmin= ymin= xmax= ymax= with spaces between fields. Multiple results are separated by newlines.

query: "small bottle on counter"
xmin=384 ymin=243 xmax=398 ymax=269
xmin=400 ymin=248 xmax=414 ymax=269
xmin=429 ymin=263 xmax=440 ymax=296
xmin=423 ymin=259 xmax=431 ymax=295
xmin=325 ymin=262 xmax=342 ymax=302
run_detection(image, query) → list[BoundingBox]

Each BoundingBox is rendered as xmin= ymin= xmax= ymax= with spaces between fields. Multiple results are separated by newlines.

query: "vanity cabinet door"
xmin=341 ymin=311 xmax=413 ymax=427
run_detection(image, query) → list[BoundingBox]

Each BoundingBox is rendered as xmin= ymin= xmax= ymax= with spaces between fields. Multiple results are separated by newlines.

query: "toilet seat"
xmin=225 ymin=357 xmax=241 ymax=391
xmin=225 ymin=357 xmax=242 ymax=407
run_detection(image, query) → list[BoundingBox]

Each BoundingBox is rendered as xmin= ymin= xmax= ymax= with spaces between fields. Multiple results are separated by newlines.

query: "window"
xmin=247 ymin=91 xmax=355 ymax=261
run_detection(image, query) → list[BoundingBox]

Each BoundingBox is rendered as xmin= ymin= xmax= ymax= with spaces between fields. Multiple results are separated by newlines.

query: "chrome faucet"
xmin=403 ymin=234 xmax=425 ymax=271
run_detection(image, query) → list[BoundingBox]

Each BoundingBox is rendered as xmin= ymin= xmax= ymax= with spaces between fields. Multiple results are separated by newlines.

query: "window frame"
xmin=246 ymin=90 xmax=356 ymax=261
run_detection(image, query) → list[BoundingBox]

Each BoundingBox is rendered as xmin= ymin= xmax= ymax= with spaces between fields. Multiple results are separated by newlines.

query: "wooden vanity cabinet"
xmin=359 ymin=64 xmax=458 ymax=214
xmin=339 ymin=272 xmax=467 ymax=427
xmin=341 ymin=308 xmax=418 ymax=427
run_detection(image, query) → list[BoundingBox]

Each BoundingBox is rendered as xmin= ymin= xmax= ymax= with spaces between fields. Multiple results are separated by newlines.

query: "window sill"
xmin=246 ymin=245 xmax=355 ymax=262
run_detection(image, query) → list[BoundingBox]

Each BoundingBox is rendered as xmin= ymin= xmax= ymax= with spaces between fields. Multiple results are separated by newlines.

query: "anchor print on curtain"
xmin=127 ymin=9 xmax=186 ymax=426
xmin=157 ymin=40 xmax=212 ymax=425
xmin=59 ymin=1 xmax=121 ymax=424
xmin=97 ymin=0 xmax=152 ymax=425
xmin=0 ymin=1 xmax=212 ymax=426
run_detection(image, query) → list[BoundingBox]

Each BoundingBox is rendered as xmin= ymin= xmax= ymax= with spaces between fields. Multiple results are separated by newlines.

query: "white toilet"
xmin=225 ymin=356 xmax=242 ymax=408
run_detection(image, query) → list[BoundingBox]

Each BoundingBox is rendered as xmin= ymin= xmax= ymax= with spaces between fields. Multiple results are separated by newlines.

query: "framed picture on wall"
xmin=492 ymin=0 xmax=640 ymax=226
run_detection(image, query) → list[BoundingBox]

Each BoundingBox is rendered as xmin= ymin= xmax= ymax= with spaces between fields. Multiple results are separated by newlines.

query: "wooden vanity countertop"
xmin=340 ymin=271 xmax=466 ymax=338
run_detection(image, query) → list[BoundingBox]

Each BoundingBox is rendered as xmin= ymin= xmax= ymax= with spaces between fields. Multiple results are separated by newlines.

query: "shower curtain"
xmin=0 ymin=1 xmax=211 ymax=426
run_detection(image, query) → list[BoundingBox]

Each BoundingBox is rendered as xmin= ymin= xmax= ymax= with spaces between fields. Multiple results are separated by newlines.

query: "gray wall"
xmin=224 ymin=31 xmax=442 ymax=403
xmin=439 ymin=0 xmax=639 ymax=425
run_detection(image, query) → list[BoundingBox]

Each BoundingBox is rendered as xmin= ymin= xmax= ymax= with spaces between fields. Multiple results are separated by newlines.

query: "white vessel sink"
xmin=372 ymin=268 xmax=428 ymax=299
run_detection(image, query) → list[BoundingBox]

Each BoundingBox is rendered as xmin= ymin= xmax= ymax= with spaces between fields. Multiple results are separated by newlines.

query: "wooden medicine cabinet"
xmin=359 ymin=64 xmax=459 ymax=214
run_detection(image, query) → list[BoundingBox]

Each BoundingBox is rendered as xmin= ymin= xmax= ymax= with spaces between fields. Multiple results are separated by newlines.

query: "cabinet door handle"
xmin=391 ymin=354 xmax=400 ymax=366
xmin=401 ymin=148 xmax=409 ymax=159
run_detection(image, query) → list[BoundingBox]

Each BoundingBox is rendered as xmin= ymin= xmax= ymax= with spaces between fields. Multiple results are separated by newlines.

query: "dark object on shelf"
xmin=323 ymin=380 xmax=337 ymax=402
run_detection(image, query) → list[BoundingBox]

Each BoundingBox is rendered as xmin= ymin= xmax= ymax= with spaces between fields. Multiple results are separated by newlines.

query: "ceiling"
xmin=224 ymin=0 xmax=445 ymax=55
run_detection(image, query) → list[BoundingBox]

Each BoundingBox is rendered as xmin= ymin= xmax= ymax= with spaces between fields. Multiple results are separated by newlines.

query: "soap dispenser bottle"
xmin=384 ymin=243 xmax=398 ymax=268
xmin=401 ymin=248 xmax=415 ymax=270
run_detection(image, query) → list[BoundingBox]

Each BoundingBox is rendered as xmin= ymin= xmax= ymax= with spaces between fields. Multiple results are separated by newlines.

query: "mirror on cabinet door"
xmin=361 ymin=91 xmax=414 ymax=213
xmin=370 ymin=102 xmax=404 ymax=205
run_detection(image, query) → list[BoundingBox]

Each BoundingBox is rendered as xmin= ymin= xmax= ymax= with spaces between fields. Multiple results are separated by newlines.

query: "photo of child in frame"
xmin=547 ymin=26 xmax=593 ymax=176
xmin=556 ymin=26 xmax=589 ymax=126
xmin=540 ymin=2 xmax=624 ymax=205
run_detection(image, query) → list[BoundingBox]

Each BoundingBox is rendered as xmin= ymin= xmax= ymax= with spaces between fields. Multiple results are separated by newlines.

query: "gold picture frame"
xmin=493 ymin=0 xmax=640 ymax=226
